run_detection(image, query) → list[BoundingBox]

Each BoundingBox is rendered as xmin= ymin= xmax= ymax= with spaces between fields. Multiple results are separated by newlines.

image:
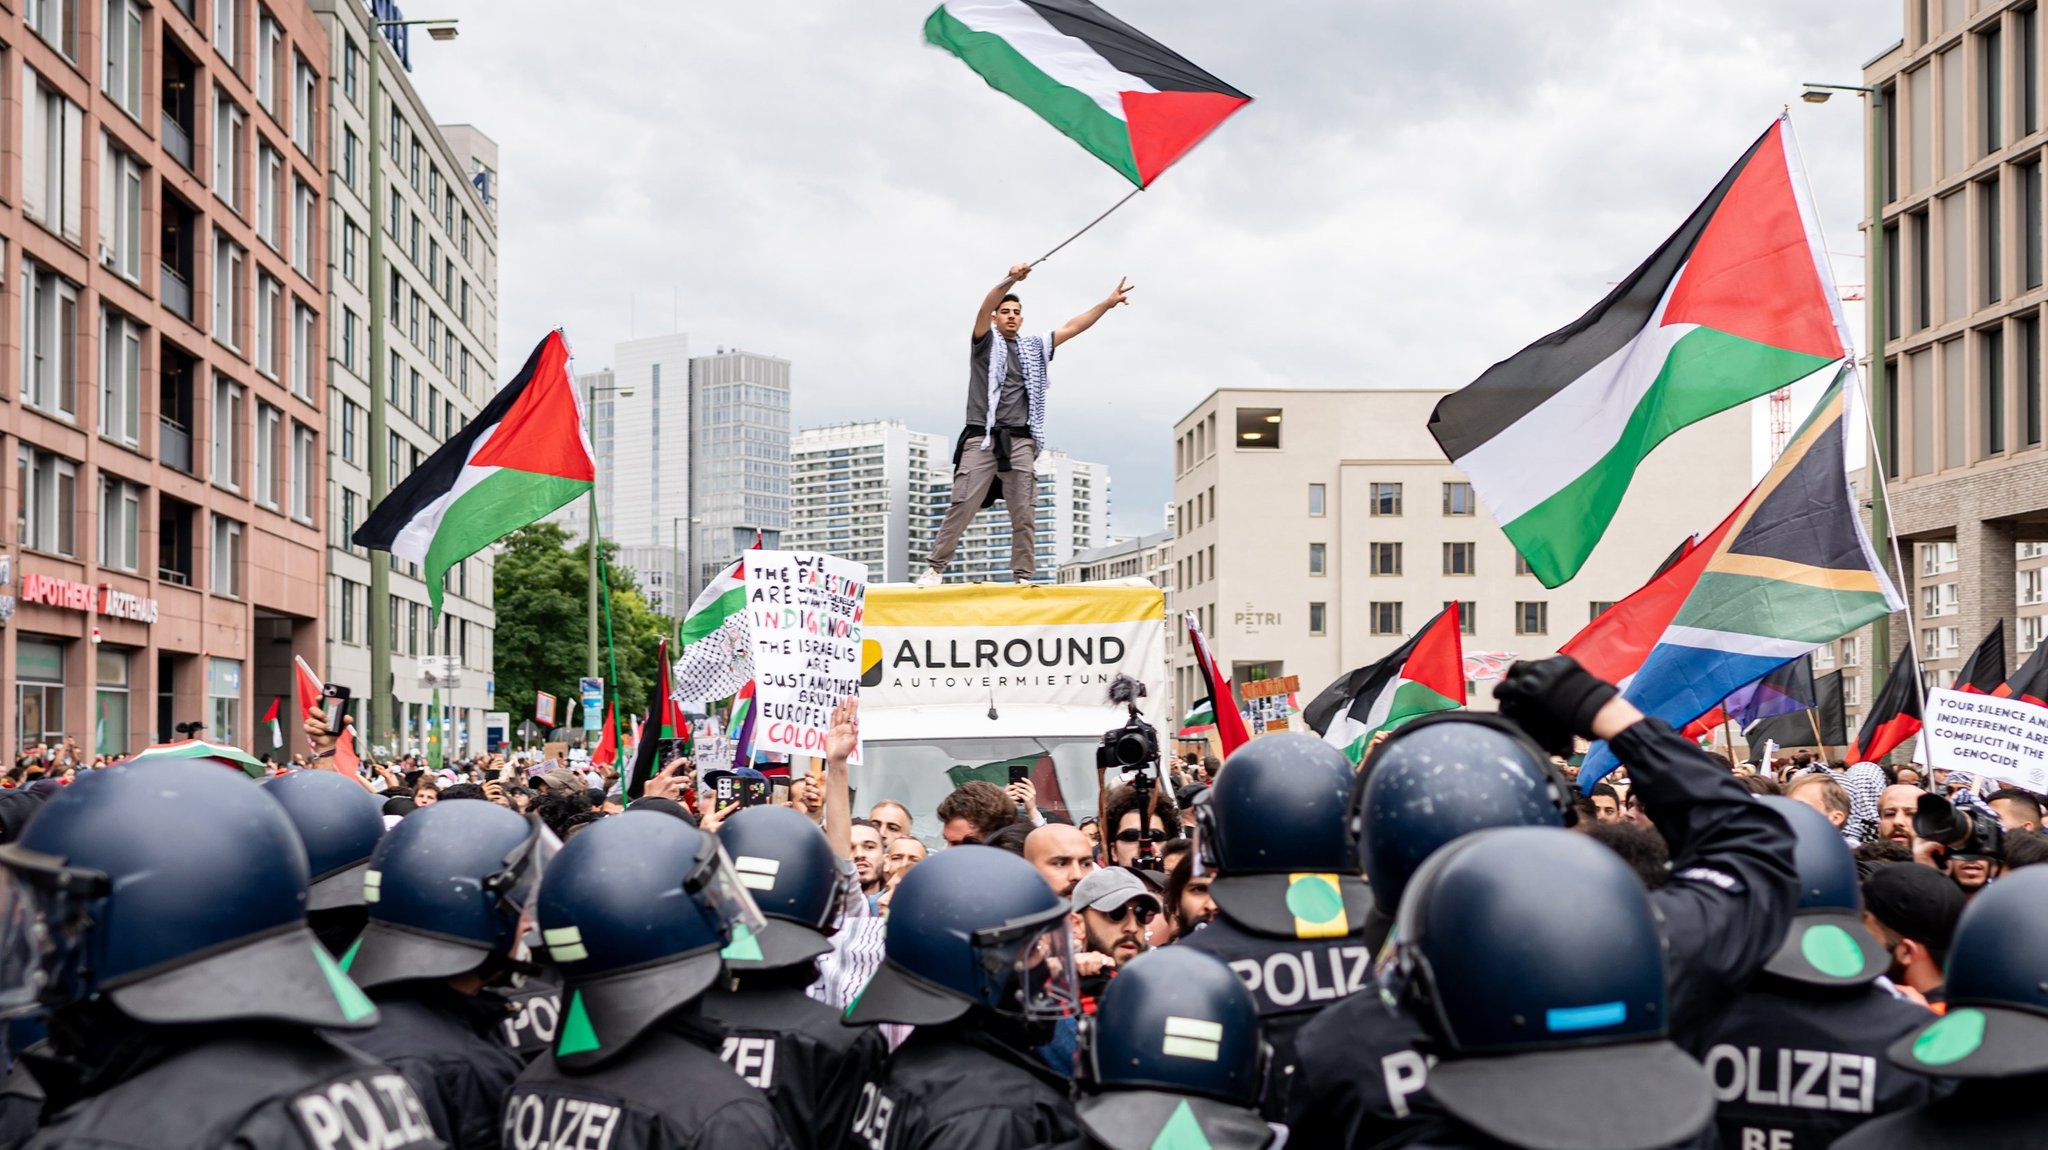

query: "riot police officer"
xmin=509 ymin=809 xmax=792 ymax=1147
xmin=1290 ymin=657 xmax=1798 ymax=1147
xmin=1700 ymin=797 xmax=1945 ymax=1150
xmin=704 ymin=805 xmax=887 ymax=1150
xmin=340 ymin=800 xmax=539 ymax=1150
xmin=262 ymin=768 xmax=387 ymax=956
xmin=842 ymin=845 xmax=1084 ymax=1148
xmin=1074 ymin=947 xmax=1277 ymax=1150
xmin=1381 ymin=827 xmax=1718 ymax=1150
xmin=0 ymin=761 xmax=440 ymax=1149
xmin=1833 ymin=866 xmax=2048 ymax=1148
xmin=1172 ymin=732 xmax=1375 ymax=1120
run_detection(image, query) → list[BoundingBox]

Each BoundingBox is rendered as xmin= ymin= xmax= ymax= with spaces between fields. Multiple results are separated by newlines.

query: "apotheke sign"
xmin=19 ymin=574 xmax=160 ymax=624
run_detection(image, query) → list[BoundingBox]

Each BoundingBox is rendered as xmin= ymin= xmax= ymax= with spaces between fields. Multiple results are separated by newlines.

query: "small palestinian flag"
xmin=1185 ymin=611 xmax=1251 ymax=756
xmin=124 ymin=740 xmax=268 ymax=779
xmin=1304 ymin=603 xmax=1467 ymax=764
xmin=925 ymin=1 xmax=1251 ymax=188
xmin=354 ymin=331 xmax=594 ymax=612
xmin=263 ymin=696 xmax=282 ymax=750
xmin=674 ymin=551 xmax=756 ymax=704
xmin=1851 ymin=645 xmax=1923 ymax=763
xmin=1430 ymin=118 xmax=1847 ymax=587
xmin=1177 ymin=699 xmax=1216 ymax=737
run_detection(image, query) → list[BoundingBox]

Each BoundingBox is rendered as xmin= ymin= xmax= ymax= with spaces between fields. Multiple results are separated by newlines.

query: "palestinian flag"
xmin=1851 ymin=645 xmax=1923 ymax=762
xmin=1429 ymin=118 xmax=1847 ymax=588
xmin=1997 ymin=638 xmax=2048 ymax=707
xmin=626 ymin=638 xmax=693 ymax=800
xmin=1304 ymin=603 xmax=1466 ymax=765
xmin=590 ymin=701 xmax=619 ymax=769
xmin=674 ymin=556 xmax=753 ymax=704
xmin=1185 ymin=611 xmax=1252 ymax=756
xmin=354 ymin=331 xmax=594 ymax=612
xmin=1954 ymin=621 xmax=2008 ymax=694
xmin=925 ymin=1 xmax=1251 ymax=188
xmin=1177 ymin=699 xmax=1216 ymax=737
xmin=263 ymin=696 xmax=282 ymax=751
xmin=124 ymin=740 xmax=267 ymax=779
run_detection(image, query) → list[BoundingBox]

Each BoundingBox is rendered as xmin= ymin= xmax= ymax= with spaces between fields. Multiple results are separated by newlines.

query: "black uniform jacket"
xmin=846 ymin=1019 xmax=1082 ymax=1150
xmin=697 ymin=972 xmax=888 ymax=1150
xmin=341 ymin=982 xmax=527 ymax=1150
xmin=502 ymin=1012 xmax=792 ymax=1150
xmin=22 ymin=1026 xmax=444 ymax=1150
xmin=1287 ymin=716 xmax=1800 ymax=1148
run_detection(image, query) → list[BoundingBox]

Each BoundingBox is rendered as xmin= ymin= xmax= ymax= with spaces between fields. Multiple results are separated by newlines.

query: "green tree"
xmin=492 ymin=522 xmax=668 ymax=734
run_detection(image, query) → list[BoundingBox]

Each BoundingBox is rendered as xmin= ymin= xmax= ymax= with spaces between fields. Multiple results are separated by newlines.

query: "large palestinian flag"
xmin=354 ymin=331 xmax=592 ymax=611
xmin=925 ymin=1 xmax=1251 ymax=188
xmin=1304 ymin=603 xmax=1466 ymax=765
xmin=1430 ymin=118 xmax=1847 ymax=588
xmin=673 ymin=556 xmax=753 ymax=705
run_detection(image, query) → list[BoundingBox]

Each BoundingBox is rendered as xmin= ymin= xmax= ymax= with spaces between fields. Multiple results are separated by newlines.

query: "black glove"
xmin=1493 ymin=656 xmax=1619 ymax=756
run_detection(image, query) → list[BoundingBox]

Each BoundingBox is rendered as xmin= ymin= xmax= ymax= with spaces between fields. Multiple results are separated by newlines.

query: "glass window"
xmin=21 ymin=261 xmax=79 ymax=419
xmin=99 ymin=137 xmax=144 ymax=282
xmin=1308 ymin=542 xmax=1326 ymax=576
xmin=207 ymin=657 xmax=242 ymax=747
xmin=103 ymin=0 xmax=144 ymax=115
xmin=2021 ymin=313 xmax=2041 ymax=446
xmin=1370 ymin=482 xmax=1402 ymax=516
xmin=255 ymin=273 xmax=279 ymax=376
xmin=1590 ymin=601 xmax=1616 ymax=622
xmin=27 ymin=0 xmax=78 ymax=59
xmin=1309 ymin=602 xmax=1327 ymax=636
xmin=1443 ymin=541 xmax=1476 ymax=575
xmin=213 ymin=88 xmax=245 ymax=214
xmin=16 ymin=639 xmax=65 ymax=752
xmin=100 ymin=308 xmax=142 ymax=447
xmin=1235 ymin=407 xmax=1281 ymax=448
xmin=18 ymin=446 xmax=78 ymax=555
xmin=291 ymin=423 xmax=314 ymax=522
xmin=1985 ymin=325 xmax=2006 ymax=456
xmin=256 ymin=11 xmax=280 ymax=111
xmin=1982 ymin=176 xmax=2002 ymax=306
xmin=1445 ymin=601 xmax=1478 ymax=635
xmin=99 ymin=475 xmax=140 ymax=571
xmin=1370 ymin=541 xmax=1401 ymax=576
xmin=212 ymin=515 xmax=244 ymax=596
xmin=254 ymin=402 xmax=280 ymax=508
xmin=1371 ymin=602 xmax=1403 ymax=636
xmin=95 ymin=648 xmax=129 ymax=758
xmin=213 ymin=376 xmax=245 ymax=492
xmin=2024 ymin=160 xmax=2043 ymax=292
xmin=1516 ymin=601 xmax=1549 ymax=635
xmin=1442 ymin=482 xmax=1475 ymax=516
xmin=1307 ymin=483 xmax=1325 ymax=516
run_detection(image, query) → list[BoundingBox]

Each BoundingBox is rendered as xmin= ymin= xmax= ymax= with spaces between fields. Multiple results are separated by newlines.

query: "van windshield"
xmin=850 ymin=737 xmax=1104 ymax=846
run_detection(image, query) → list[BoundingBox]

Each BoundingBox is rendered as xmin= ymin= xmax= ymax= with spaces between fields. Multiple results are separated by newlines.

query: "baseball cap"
xmin=540 ymin=769 xmax=580 ymax=795
xmin=1072 ymin=867 xmax=1162 ymax=916
xmin=1862 ymin=862 xmax=1965 ymax=960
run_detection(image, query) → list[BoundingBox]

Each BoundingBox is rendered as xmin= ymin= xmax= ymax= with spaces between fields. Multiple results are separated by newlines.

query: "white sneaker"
xmin=913 ymin=568 xmax=944 ymax=588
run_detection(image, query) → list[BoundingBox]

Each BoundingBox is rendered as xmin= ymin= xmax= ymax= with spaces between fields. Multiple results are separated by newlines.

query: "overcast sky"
xmin=404 ymin=1 xmax=1901 ymax=537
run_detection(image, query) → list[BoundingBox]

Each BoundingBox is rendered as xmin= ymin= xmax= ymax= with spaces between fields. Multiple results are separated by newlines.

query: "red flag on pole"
xmin=1185 ymin=610 xmax=1251 ymax=757
xmin=591 ymin=701 xmax=619 ymax=768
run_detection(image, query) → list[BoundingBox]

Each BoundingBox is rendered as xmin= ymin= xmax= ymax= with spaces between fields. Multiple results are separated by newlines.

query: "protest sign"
xmin=535 ymin=692 xmax=557 ymax=726
xmin=1919 ymin=688 xmax=2048 ymax=793
xmin=746 ymin=551 xmax=868 ymax=762
xmin=1242 ymin=676 xmax=1300 ymax=735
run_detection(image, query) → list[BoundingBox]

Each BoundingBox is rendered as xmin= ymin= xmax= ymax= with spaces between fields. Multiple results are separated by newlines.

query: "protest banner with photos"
xmin=1919 ymin=688 xmax=2048 ymax=793
xmin=746 ymin=551 xmax=868 ymax=762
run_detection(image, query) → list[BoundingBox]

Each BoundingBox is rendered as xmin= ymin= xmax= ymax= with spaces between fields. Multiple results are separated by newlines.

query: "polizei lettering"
xmin=502 ymin=1092 xmax=623 ymax=1150
xmin=893 ymin=635 xmax=1125 ymax=671
xmin=1703 ymin=1045 xmax=1879 ymax=1114
xmin=1224 ymin=945 xmax=1373 ymax=1011
xmin=290 ymin=1072 xmax=437 ymax=1150
xmin=721 ymin=1035 xmax=777 ymax=1089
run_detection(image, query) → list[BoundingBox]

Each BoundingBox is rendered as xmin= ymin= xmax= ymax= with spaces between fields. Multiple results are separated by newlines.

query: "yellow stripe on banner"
xmin=866 ymin=581 xmax=1164 ymax=628
xmin=1712 ymin=553 xmax=1883 ymax=594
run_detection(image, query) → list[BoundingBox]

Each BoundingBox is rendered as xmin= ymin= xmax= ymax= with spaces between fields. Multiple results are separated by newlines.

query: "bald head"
xmin=1024 ymin=823 xmax=1094 ymax=898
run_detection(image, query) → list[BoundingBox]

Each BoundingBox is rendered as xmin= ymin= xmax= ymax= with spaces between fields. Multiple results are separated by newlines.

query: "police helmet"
xmin=1887 ymin=865 xmax=2048 ymax=1079
xmin=262 ymin=771 xmax=388 ymax=956
xmin=1076 ymin=948 xmax=1274 ymax=1150
xmin=532 ymin=810 xmax=763 ymax=1067
xmin=344 ymin=799 xmax=548 ymax=990
xmin=1196 ymin=733 xmax=1370 ymax=940
xmin=1755 ymin=796 xmax=1887 ymax=986
xmin=0 ymin=761 xmax=376 ymax=1030
xmin=1381 ymin=827 xmax=1711 ymax=1150
xmin=1355 ymin=713 xmax=1571 ymax=917
xmin=715 ymin=805 xmax=850 ymax=971
xmin=844 ymin=845 xmax=1076 ymax=1027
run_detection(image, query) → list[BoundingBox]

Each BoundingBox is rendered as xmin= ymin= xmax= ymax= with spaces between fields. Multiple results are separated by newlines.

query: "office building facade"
xmin=1862 ymin=0 xmax=2048 ymax=700
xmin=787 ymin=420 xmax=942 ymax=586
xmin=2 ymin=0 xmax=334 ymax=760
xmin=1169 ymin=390 xmax=1752 ymax=719
xmin=315 ymin=1 xmax=497 ymax=758
xmin=686 ymin=347 xmax=788 ymax=599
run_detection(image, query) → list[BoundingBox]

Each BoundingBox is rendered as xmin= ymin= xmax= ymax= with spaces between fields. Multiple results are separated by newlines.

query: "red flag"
xmin=1560 ymin=511 xmax=1737 ymax=686
xmin=293 ymin=656 xmax=325 ymax=728
xmin=1681 ymin=704 xmax=1728 ymax=742
xmin=334 ymin=724 xmax=363 ymax=774
xmin=1849 ymin=645 xmax=1923 ymax=762
xmin=591 ymin=701 xmax=619 ymax=768
xmin=1185 ymin=611 xmax=1251 ymax=756
xmin=1953 ymin=622 xmax=2008 ymax=695
xmin=1996 ymin=639 xmax=2048 ymax=707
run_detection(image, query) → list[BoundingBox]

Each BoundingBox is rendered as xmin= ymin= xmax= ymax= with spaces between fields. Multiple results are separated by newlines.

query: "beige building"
xmin=1168 ymin=390 xmax=1753 ymax=717
xmin=1862 ymin=0 xmax=2048 ymax=699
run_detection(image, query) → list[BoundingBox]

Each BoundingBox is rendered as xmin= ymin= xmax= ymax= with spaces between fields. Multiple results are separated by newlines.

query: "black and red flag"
xmin=1953 ymin=621 xmax=2007 ymax=694
xmin=1995 ymin=631 xmax=2048 ymax=707
xmin=1849 ymin=645 xmax=1922 ymax=763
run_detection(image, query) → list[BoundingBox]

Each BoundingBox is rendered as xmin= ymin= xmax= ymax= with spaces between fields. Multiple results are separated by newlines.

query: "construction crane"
xmin=1769 ymin=281 xmax=1864 ymax=456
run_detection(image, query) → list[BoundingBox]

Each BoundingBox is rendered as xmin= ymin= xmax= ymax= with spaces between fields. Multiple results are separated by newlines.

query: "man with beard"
xmin=1024 ymin=823 xmax=1094 ymax=897
xmin=1070 ymin=868 xmax=1158 ymax=999
xmin=1863 ymin=862 xmax=1964 ymax=1007
xmin=1876 ymin=784 xmax=1923 ymax=853
xmin=849 ymin=818 xmax=886 ymax=904
xmin=1165 ymin=852 xmax=1217 ymax=936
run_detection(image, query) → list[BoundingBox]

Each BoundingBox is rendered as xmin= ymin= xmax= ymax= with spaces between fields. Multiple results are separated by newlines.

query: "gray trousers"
xmin=928 ymin=438 xmax=1037 ymax=580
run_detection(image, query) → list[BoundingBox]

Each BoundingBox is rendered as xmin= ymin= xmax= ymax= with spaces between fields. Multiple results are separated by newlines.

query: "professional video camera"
xmin=1098 ymin=675 xmax=1165 ymax=868
xmin=1914 ymin=791 xmax=2005 ymax=861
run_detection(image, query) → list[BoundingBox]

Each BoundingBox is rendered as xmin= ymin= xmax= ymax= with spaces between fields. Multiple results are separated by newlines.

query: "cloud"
xmin=404 ymin=0 xmax=1900 ymax=535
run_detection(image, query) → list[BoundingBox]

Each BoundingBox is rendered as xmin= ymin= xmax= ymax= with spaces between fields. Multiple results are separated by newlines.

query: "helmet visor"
xmin=1190 ymin=788 xmax=1221 ymax=878
xmin=0 ymin=870 xmax=47 ymax=1017
xmin=492 ymin=818 xmax=561 ymax=966
xmin=687 ymin=841 xmax=769 ymax=945
xmin=975 ymin=910 xmax=1080 ymax=1021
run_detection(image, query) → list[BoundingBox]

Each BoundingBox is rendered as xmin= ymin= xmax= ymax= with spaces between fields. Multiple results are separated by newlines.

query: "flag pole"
xmin=1721 ymin=716 xmax=1734 ymax=762
xmin=1807 ymin=707 xmax=1826 ymax=755
xmin=1031 ymin=187 xmax=1142 ymax=267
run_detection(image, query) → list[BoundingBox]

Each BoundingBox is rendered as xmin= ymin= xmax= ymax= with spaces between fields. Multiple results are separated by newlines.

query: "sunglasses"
xmin=1113 ymin=828 xmax=1170 ymax=844
xmin=1101 ymin=902 xmax=1158 ymax=925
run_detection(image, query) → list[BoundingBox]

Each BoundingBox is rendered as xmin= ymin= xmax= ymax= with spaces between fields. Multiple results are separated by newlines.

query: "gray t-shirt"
xmin=966 ymin=331 xmax=1030 ymax=429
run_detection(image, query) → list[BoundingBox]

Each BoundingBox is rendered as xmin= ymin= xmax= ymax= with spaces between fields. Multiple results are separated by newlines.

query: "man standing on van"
xmin=915 ymin=262 xmax=1133 ymax=587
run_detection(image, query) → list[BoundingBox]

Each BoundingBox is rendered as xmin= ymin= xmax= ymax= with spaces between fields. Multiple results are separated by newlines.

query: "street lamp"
xmin=586 ymin=382 xmax=634 ymax=678
xmin=366 ymin=15 xmax=458 ymax=749
xmin=1801 ymin=80 xmax=1892 ymax=697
